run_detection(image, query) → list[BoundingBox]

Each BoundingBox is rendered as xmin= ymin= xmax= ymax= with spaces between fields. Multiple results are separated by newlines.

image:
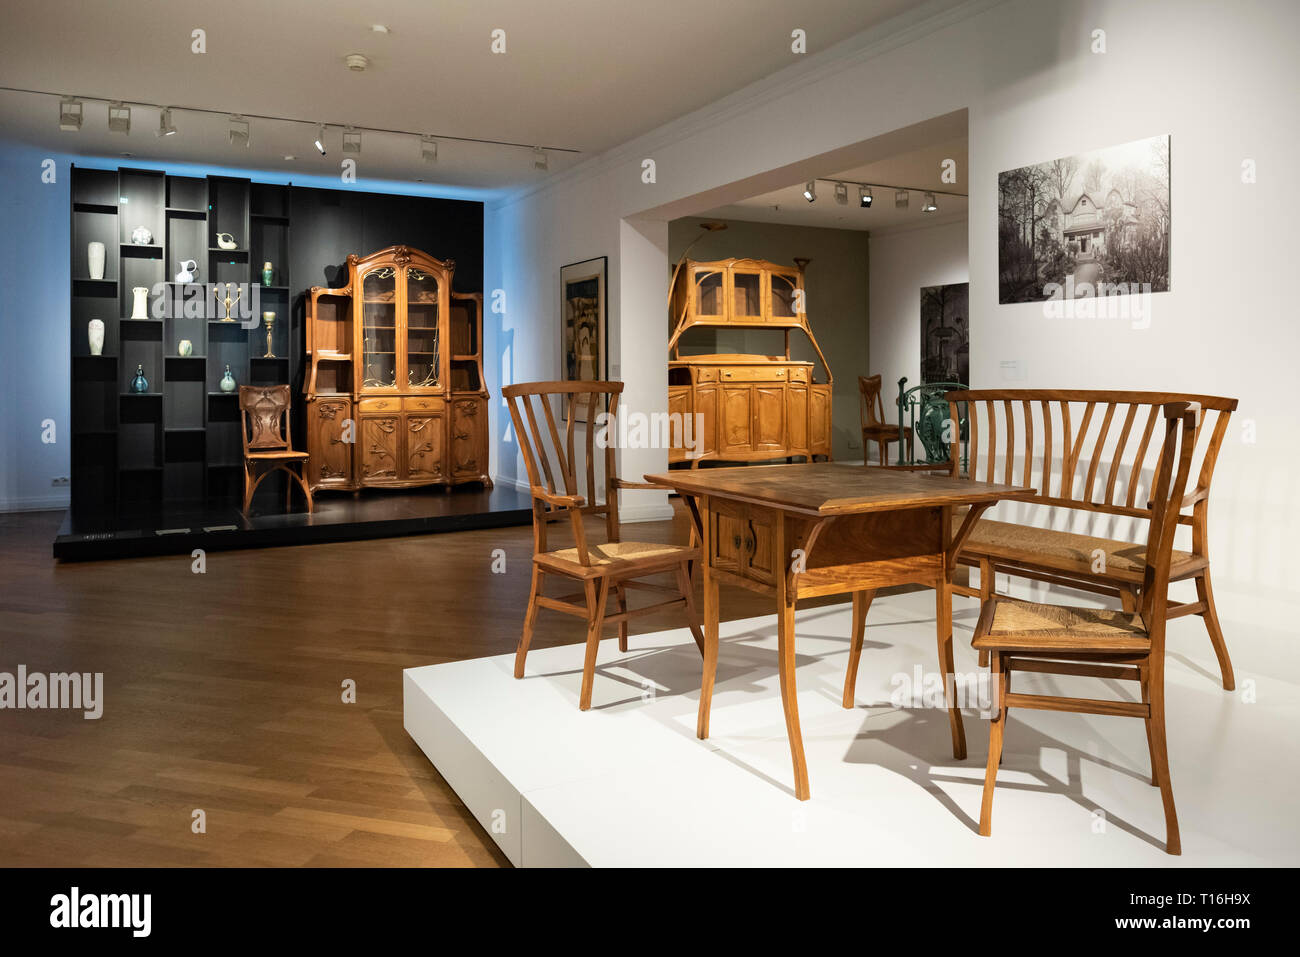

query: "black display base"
xmin=53 ymin=483 xmax=531 ymax=561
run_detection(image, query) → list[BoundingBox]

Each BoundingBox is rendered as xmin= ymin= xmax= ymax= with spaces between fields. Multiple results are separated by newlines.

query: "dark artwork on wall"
xmin=559 ymin=256 xmax=607 ymax=422
xmin=997 ymin=134 xmax=1170 ymax=303
xmin=920 ymin=282 xmax=969 ymax=384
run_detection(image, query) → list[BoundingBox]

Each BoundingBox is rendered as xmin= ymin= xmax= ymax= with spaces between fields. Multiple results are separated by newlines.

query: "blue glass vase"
xmin=130 ymin=364 xmax=149 ymax=394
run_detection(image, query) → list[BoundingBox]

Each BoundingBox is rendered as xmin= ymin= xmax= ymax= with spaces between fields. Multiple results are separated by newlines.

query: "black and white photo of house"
xmin=998 ymin=135 xmax=1170 ymax=303
xmin=920 ymin=282 xmax=969 ymax=384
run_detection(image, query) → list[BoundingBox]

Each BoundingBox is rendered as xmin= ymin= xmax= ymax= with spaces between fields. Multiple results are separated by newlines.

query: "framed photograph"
xmin=998 ymin=134 xmax=1170 ymax=303
xmin=560 ymin=256 xmax=607 ymax=422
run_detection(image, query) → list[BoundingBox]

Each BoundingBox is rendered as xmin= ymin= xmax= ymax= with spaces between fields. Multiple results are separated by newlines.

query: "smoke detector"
xmin=344 ymin=53 xmax=370 ymax=72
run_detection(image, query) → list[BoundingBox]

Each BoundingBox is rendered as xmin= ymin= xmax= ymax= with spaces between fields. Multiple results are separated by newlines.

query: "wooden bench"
xmin=941 ymin=389 xmax=1238 ymax=690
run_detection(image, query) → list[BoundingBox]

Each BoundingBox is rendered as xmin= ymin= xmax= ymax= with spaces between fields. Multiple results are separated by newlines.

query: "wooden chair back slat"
xmin=967 ymin=399 xmax=979 ymax=480
xmin=1125 ymin=405 xmax=1161 ymax=509
xmin=1082 ymin=402 xmax=1115 ymax=502
xmin=584 ymin=391 xmax=598 ymax=513
xmin=519 ymin=394 xmax=557 ymax=494
xmin=1002 ymin=399 xmax=1014 ymax=486
xmin=984 ymin=400 xmax=996 ymax=484
xmin=1057 ymin=401 xmax=1072 ymax=499
xmin=1021 ymin=400 xmax=1034 ymax=489
xmin=1063 ymin=401 xmax=1095 ymax=498
xmin=1105 ymin=403 xmax=1139 ymax=505
xmin=539 ymin=392 xmax=573 ymax=496
xmin=1040 ymin=399 xmax=1052 ymax=497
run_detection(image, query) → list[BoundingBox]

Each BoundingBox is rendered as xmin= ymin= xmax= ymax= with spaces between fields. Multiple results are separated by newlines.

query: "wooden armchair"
xmin=504 ymin=381 xmax=705 ymax=710
xmin=239 ymin=385 xmax=313 ymax=516
xmin=971 ymin=402 xmax=1200 ymax=854
xmin=859 ymin=374 xmax=911 ymax=465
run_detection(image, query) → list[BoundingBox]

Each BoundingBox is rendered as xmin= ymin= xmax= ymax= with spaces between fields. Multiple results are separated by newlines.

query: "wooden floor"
xmin=0 ymin=502 xmax=849 ymax=867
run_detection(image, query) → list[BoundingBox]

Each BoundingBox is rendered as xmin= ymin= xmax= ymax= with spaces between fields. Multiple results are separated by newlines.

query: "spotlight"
xmin=58 ymin=97 xmax=83 ymax=131
xmin=156 ymin=107 xmax=177 ymax=137
xmin=859 ymin=186 xmax=873 ymax=208
xmin=803 ymin=181 xmax=816 ymax=203
xmin=922 ymin=191 xmax=938 ymax=212
xmin=107 ymin=102 xmax=130 ymax=134
xmin=314 ymin=124 xmax=327 ymax=155
xmin=895 ymin=189 xmax=909 ymax=209
xmin=833 ymin=182 xmax=848 ymax=206
xmin=421 ymin=135 xmax=438 ymax=163
xmin=532 ymin=146 xmax=548 ymax=170
xmin=343 ymin=128 xmax=361 ymax=153
xmin=228 ymin=115 xmax=249 ymax=148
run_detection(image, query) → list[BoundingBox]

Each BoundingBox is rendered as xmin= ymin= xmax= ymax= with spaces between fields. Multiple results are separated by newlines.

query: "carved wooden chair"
xmin=504 ymin=381 xmax=705 ymax=710
xmin=971 ymin=402 xmax=1199 ymax=854
xmin=239 ymin=385 xmax=314 ymax=516
xmin=859 ymin=374 xmax=911 ymax=465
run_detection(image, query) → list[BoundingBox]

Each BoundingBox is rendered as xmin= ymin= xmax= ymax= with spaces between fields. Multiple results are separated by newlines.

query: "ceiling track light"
xmin=314 ymin=124 xmax=327 ymax=155
xmin=803 ymin=181 xmax=816 ymax=203
xmin=833 ymin=182 xmax=848 ymax=206
xmin=532 ymin=146 xmax=548 ymax=171
xmin=895 ymin=189 xmax=909 ymax=209
xmin=59 ymin=97 xmax=83 ymax=131
xmin=228 ymin=114 xmax=249 ymax=148
xmin=342 ymin=127 xmax=362 ymax=154
xmin=156 ymin=107 xmax=177 ymax=137
xmin=922 ymin=191 xmax=938 ymax=212
xmin=421 ymin=135 xmax=438 ymax=163
xmin=107 ymin=102 xmax=130 ymax=134
xmin=859 ymin=186 xmax=873 ymax=208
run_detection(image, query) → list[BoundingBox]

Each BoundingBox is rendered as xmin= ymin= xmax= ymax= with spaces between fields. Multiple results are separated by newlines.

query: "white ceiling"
xmin=0 ymin=0 xmax=962 ymax=191
xmin=699 ymin=136 xmax=969 ymax=232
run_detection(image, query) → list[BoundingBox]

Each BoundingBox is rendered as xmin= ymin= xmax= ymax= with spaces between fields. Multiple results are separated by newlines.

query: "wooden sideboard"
xmin=303 ymin=244 xmax=491 ymax=491
xmin=668 ymin=355 xmax=830 ymax=464
xmin=667 ymin=258 xmax=832 ymax=467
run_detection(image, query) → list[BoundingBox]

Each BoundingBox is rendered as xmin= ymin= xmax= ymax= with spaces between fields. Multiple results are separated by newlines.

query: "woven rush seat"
xmin=539 ymin=540 xmax=693 ymax=573
xmin=956 ymin=516 xmax=1206 ymax=583
xmin=972 ymin=597 xmax=1149 ymax=653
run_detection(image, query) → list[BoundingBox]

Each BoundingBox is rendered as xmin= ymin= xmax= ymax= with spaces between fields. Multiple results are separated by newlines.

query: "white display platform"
xmin=404 ymin=589 xmax=1298 ymax=867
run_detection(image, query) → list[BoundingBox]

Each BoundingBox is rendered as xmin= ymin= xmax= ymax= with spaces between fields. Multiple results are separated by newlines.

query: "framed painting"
xmin=560 ymin=256 xmax=607 ymax=422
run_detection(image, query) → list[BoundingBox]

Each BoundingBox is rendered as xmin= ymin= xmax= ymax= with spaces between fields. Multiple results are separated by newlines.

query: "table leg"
xmin=841 ymin=589 xmax=876 ymax=709
xmin=935 ymin=580 xmax=966 ymax=760
xmin=778 ymin=592 xmax=810 ymax=800
xmin=696 ymin=563 xmax=719 ymax=739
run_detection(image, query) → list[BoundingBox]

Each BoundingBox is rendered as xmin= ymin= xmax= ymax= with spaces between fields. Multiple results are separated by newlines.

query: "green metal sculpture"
xmin=895 ymin=377 xmax=969 ymax=469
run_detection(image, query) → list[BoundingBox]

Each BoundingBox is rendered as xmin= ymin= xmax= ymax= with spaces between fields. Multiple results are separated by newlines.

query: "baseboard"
xmin=0 ymin=494 xmax=69 ymax=513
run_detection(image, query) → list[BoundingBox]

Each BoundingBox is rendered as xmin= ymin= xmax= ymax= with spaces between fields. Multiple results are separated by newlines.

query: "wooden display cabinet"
xmin=667 ymin=257 xmax=832 ymax=467
xmin=303 ymin=245 xmax=491 ymax=491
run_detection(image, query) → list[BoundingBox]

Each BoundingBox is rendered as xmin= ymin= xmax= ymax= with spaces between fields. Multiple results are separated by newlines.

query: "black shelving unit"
xmin=69 ymin=165 xmax=292 ymax=512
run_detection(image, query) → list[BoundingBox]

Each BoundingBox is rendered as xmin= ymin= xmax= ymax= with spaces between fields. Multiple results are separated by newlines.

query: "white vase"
xmin=88 ymin=319 xmax=104 ymax=356
xmin=87 ymin=241 xmax=105 ymax=280
xmin=131 ymin=286 xmax=149 ymax=320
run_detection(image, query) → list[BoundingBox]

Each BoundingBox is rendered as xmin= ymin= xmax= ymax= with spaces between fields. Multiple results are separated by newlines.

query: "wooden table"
xmin=644 ymin=462 xmax=1031 ymax=800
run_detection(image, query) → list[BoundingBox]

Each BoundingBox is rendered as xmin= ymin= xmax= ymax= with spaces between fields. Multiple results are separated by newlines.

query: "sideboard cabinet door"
xmin=450 ymin=398 xmax=488 ymax=479
xmin=359 ymin=415 xmax=401 ymax=483
xmin=753 ymin=385 xmax=787 ymax=453
xmin=308 ymin=397 xmax=354 ymax=490
xmin=406 ymin=414 xmax=445 ymax=482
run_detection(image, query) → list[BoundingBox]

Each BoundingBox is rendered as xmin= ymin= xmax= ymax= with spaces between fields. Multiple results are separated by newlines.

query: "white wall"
xmin=868 ymin=218 xmax=969 ymax=403
xmin=489 ymin=0 xmax=1299 ymax=621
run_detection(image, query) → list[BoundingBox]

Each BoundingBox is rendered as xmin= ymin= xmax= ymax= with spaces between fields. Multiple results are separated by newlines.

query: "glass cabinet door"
xmin=405 ymin=266 xmax=440 ymax=389
xmin=730 ymin=264 xmax=764 ymax=322
xmin=769 ymin=270 xmax=801 ymax=321
xmin=690 ymin=264 xmax=725 ymax=320
xmin=360 ymin=267 xmax=397 ymax=390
